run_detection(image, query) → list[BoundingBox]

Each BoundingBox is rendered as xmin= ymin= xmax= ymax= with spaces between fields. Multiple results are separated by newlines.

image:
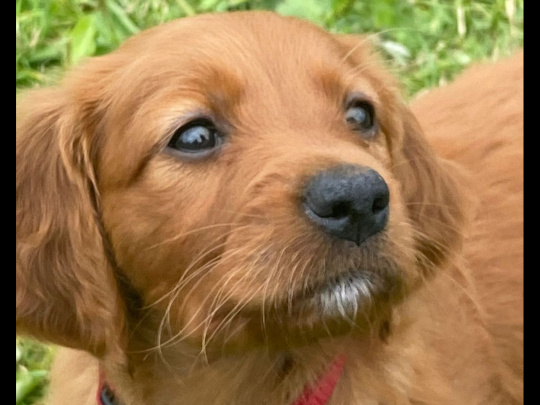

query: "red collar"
xmin=292 ymin=354 xmax=346 ymax=405
xmin=98 ymin=355 xmax=346 ymax=405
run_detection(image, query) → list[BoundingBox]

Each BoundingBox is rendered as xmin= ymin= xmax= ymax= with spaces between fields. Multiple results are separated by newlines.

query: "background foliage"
xmin=17 ymin=0 xmax=523 ymax=95
xmin=16 ymin=0 xmax=523 ymax=403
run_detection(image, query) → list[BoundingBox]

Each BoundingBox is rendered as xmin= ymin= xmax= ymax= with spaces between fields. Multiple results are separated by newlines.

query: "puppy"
xmin=16 ymin=11 xmax=523 ymax=405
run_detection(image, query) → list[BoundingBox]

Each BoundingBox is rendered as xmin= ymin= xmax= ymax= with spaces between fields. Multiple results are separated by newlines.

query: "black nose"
xmin=303 ymin=165 xmax=390 ymax=245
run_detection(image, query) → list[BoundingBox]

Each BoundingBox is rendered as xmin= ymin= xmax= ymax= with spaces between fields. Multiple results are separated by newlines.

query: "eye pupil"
xmin=179 ymin=126 xmax=214 ymax=149
xmin=345 ymin=102 xmax=376 ymax=135
xmin=168 ymin=120 xmax=220 ymax=156
xmin=346 ymin=108 xmax=368 ymax=126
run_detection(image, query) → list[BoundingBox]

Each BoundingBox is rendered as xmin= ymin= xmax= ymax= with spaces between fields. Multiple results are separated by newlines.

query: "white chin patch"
xmin=290 ymin=269 xmax=383 ymax=324
xmin=316 ymin=271 xmax=375 ymax=320
xmin=287 ymin=268 xmax=396 ymax=329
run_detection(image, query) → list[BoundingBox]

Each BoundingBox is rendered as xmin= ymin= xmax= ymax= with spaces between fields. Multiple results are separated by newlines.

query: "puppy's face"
xmin=16 ymin=12 xmax=465 ymax=356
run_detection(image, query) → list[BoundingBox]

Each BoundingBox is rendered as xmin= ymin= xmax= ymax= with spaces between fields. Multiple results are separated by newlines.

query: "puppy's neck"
xmin=104 ymin=334 xmax=383 ymax=405
xmin=101 ymin=289 xmax=476 ymax=405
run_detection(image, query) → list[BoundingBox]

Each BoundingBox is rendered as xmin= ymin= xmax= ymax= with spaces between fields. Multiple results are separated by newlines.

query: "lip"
xmin=209 ymin=268 xmax=404 ymax=351
xmin=243 ymin=268 xmax=394 ymax=347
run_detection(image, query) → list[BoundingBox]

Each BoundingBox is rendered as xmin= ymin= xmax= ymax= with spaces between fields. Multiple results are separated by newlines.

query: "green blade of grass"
xmin=16 ymin=369 xmax=48 ymax=404
xmin=69 ymin=13 xmax=97 ymax=65
xmin=106 ymin=0 xmax=140 ymax=35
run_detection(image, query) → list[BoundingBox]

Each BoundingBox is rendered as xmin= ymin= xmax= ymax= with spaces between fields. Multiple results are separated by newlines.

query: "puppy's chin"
xmin=172 ymin=266 xmax=404 ymax=354
xmin=260 ymin=267 xmax=403 ymax=346
xmin=292 ymin=268 xmax=399 ymax=324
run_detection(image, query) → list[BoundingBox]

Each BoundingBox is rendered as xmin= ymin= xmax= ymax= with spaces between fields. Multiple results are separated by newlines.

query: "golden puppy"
xmin=16 ymin=11 xmax=523 ymax=405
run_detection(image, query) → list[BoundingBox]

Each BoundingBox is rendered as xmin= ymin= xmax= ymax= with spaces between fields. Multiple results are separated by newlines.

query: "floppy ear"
xmin=393 ymin=108 xmax=469 ymax=273
xmin=16 ymin=87 xmax=126 ymax=357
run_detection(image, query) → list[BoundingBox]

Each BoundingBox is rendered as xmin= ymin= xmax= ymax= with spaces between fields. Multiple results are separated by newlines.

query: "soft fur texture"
xmin=16 ymin=11 xmax=523 ymax=405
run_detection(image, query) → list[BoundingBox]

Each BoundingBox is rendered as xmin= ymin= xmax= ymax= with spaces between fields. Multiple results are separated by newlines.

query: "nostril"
xmin=328 ymin=201 xmax=350 ymax=219
xmin=372 ymin=194 xmax=389 ymax=214
xmin=305 ymin=200 xmax=350 ymax=219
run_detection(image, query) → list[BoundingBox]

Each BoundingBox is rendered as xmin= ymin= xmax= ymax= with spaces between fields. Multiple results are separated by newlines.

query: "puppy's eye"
xmin=167 ymin=119 xmax=222 ymax=156
xmin=345 ymin=101 xmax=376 ymax=136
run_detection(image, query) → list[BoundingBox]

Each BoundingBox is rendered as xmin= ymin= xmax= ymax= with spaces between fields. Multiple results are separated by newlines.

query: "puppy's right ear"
xmin=16 ymin=87 xmax=125 ymax=357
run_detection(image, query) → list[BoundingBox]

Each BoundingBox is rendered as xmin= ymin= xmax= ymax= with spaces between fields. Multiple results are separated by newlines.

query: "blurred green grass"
xmin=16 ymin=0 xmax=523 ymax=403
xmin=16 ymin=339 xmax=55 ymax=405
xmin=16 ymin=0 xmax=523 ymax=95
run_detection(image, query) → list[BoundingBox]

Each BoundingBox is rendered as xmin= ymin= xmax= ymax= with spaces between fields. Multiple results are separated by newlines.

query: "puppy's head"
xmin=16 ymin=12 xmax=467 ymax=357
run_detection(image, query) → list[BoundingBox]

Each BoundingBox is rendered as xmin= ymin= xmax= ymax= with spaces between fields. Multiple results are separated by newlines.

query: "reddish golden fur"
xmin=16 ymin=12 xmax=523 ymax=405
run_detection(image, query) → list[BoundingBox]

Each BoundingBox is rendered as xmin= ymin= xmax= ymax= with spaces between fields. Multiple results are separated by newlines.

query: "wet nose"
xmin=302 ymin=165 xmax=390 ymax=245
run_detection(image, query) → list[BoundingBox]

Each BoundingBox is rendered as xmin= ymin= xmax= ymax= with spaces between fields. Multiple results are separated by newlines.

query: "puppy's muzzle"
xmin=303 ymin=165 xmax=389 ymax=245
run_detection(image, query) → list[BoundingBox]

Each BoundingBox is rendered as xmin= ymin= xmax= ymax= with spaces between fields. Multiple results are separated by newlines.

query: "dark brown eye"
xmin=167 ymin=119 xmax=222 ymax=157
xmin=345 ymin=100 xmax=377 ymax=139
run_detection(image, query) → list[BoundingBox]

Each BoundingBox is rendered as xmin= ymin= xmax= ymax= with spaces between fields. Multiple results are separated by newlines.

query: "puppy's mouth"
xmin=180 ymin=232 xmax=408 ymax=350
xmin=256 ymin=267 xmax=403 ymax=345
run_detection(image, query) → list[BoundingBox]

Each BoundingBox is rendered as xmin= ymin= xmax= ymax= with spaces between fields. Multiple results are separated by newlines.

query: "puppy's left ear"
xmin=393 ymin=107 xmax=469 ymax=272
xmin=16 ymin=85 xmax=126 ymax=358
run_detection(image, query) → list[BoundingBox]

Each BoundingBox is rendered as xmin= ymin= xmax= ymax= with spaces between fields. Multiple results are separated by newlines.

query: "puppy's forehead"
xmin=116 ymin=12 xmax=375 ymax=102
